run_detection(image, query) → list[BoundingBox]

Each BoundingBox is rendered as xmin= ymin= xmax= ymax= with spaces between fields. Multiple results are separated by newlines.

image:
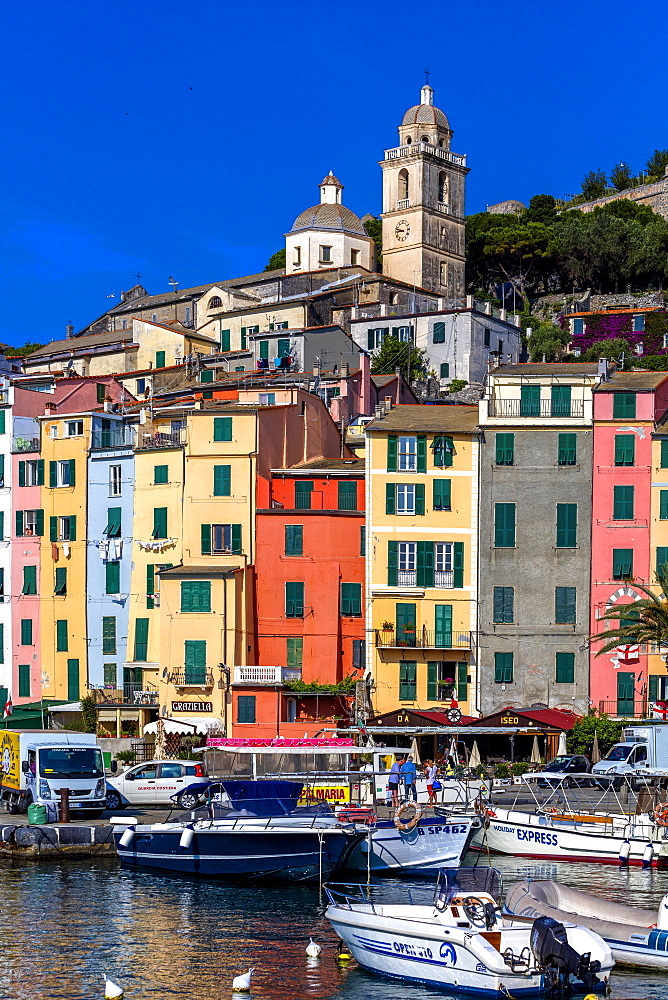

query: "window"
xmin=556 ymin=503 xmax=577 ymax=547
xmin=436 ymin=543 xmax=456 ymax=587
xmin=367 ymin=327 xmax=388 ymax=350
xmin=20 ymin=619 xmax=33 ymax=645
xmin=56 ymin=619 xmax=68 ymax=652
xmin=54 ymin=567 xmax=67 ymax=595
xmin=398 ymin=168 xmax=409 ymax=201
xmin=662 ymin=440 xmax=668 ymax=468
xmin=134 ymin=619 xmax=149 ymax=661
xmin=657 ymin=547 xmax=668 ymax=577
xmin=340 ymin=583 xmax=362 ymax=616
xmin=613 ymin=392 xmax=636 ymax=419
xmin=200 ymin=368 xmax=214 ymax=383
xmin=493 ymin=587 xmax=514 ymax=624
xmin=320 ymin=245 xmax=332 ymax=263
xmin=286 ymin=637 xmax=303 ymax=673
xmin=105 ymin=561 xmax=120 ymax=594
xmin=285 ymin=582 xmax=304 ymax=617
xmin=399 ymin=662 xmax=417 ymax=700
xmin=440 ymin=363 xmax=450 ymax=379
xmin=102 ymin=616 xmax=117 ymax=655
xmin=237 ymin=695 xmax=256 ymax=724
xmin=152 ymin=507 xmax=167 ymax=539
xmin=104 ymin=507 xmax=122 ymax=537
xmin=433 ymin=479 xmax=451 ymax=511
xmin=285 ymin=525 xmax=303 ymax=556
xmin=67 ymin=420 xmax=83 ymax=437
xmin=200 ymin=523 xmax=242 ymax=555
xmin=0 ymin=567 xmax=5 ymax=601
xmin=96 ymin=383 xmax=106 ymax=404
xmin=155 ymin=351 xmax=166 ymax=369
xmin=184 ymin=640 xmax=207 ymax=684
xmin=19 ymin=664 xmax=30 ymax=699
xmin=109 ymin=465 xmax=122 ymax=496
xmin=572 ymin=317 xmax=584 ymax=336
xmin=661 ymin=491 xmax=668 ymax=520
xmin=495 ymin=503 xmax=516 ymax=547
xmin=294 ymin=246 xmax=301 ymax=265
xmin=433 ymin=322 xmax=446 ymax=344
xmin=556 ymin=652 xmax=575 ymax=684
xmin=50 ymin=459 xmax=75 ymax=488
xmin=432 ymin=435 xmax=454 ymax=468
xmin=152 ymin=465 xmax=168 ymax=486
xmin=19 ymin=460 xmax=44 ymax=487
xmin=495 ymin=433 xmax=514 ymax=466
xmin=438 ymin=171 xmax=447 ymax=202
xmin=338 ymin=481 xmax=357 ymax=511
xmin=259 ymin=340 xmax=269 ymax=361
xmin=397 ymin=541 xmax=416 ymax=585
xmin=22 ymin=566 xmax=37 ymax=595
xmin=398 ymin=435 xmax=417 ymax=471
xmin=49 ymin=424 xmax=58 ymax=439
xmin=396 ymin=484 xmax=416 ymax=515
xmin=520 ymin=385 xmax=540 ymax=416
xmin=551 ymin=385 xmax=571 ymax=417
xmin=494 ymin=652 xmax=513 ymax=683
xmin=213 ymin=465 xmax=231 ymax=496
xmin=484 ymin=328 xmax=491 ymax=348
xmin=67 ymin=659 xmax=80 ymax=702
xmin=213 ymin=416 xmax=232 ymax=442
xmin=350 ymin=248 xmax=360 ymax=266
xmin=435 ymin=605 xmax=453 ymax=646
xmin=103 ymin=664 xmax=117 ymax=687
xmin=555 ymin=587 xmax=577 ymax=624
xmin=613 ymin=548 xmax=633 ymax=580
xmin=352 ymin=638 xmax=365 ymax=670
xmin=180 ymin=581 xmax=212 ymax=613
xmin=258 ymin=392 xmax=275 ymax=405
xmin=136 ymin=379 xmax=146 ymax=395
xmin=613 ymin=485 xmax=634 ymax=520
xmin=614 ymin=434 xmax=635 ymax=466
xmin=633 ymin=314 xmax=645 ymax=332
xmin=360 ymin=525 xmax=365 ymax=556
xmin=49 ymin=515 xmax=76 ymax=542
xmin=17 ymin=509 xmax=44 ymax=537
xmin=440 ymin=262 xmax=447 ymax=286
xmin=294 ymin=481 xmax=313 ymax=509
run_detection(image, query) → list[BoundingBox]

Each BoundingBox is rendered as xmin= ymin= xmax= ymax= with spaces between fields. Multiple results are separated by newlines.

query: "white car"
xmin=105 ymin=760 xmax=204 ymax=810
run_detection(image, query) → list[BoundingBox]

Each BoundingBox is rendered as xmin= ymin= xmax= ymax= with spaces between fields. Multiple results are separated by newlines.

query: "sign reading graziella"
xmin=172 ymin=702 xmax=213 ymax=713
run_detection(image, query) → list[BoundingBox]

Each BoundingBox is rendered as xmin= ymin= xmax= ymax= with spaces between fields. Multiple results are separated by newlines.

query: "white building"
xmin=285 ymin=173 xmax=376 ymax=273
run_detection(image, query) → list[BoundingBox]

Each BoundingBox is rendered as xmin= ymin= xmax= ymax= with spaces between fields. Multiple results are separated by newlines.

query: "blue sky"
xmin=1 ymin=0 xmax=666 ymax=347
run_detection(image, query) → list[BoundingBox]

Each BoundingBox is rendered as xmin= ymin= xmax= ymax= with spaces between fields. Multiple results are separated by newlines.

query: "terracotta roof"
xmin=26 ymin=329 xmax=135 ymax=359
xmin=365 ymin=403 xmax=479 ymax=434
xmin=494 ymin=363 xmax=601 ymax=376
xmin=568 ymin=307 xmax=663 ymax=318
xmin=287 ymin=458 xmax=365 ymax=472
xmin=470 ymin=706 xmax=579 ymax=730
xmin=595 ymin=371 xmax=668 ymax=391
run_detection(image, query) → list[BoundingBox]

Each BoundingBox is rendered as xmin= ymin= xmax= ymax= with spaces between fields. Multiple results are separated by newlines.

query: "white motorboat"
xmin=324 ymin=867 xmax=613 ymax=996
xmin=506 ymin=879 xmax=668 ymax=970
xmin=471 ymin=773 xmax=668 ymax=867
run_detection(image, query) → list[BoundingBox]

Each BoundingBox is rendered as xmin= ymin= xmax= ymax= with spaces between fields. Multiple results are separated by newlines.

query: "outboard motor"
xmin=530 ymin=916 xmax=602 ymax=994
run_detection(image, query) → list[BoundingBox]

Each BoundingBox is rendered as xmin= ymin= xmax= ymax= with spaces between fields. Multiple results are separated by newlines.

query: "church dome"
xmin=402 ymin=103 xmax=449 ymax=129
xmin=289 ymin=203 xmax=367 ymax=235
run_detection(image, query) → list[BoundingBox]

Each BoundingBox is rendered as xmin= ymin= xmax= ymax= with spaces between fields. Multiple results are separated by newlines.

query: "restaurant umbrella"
xmin=154 ymin=717 xmax=167 ymax=761
xmin=558 ymin=731 xmax=568 ymax=756
xmin=591 ymin=730 xmax=601 ymax=764
xmin=410 ymin=736 xmax=421 ymax=767
xmin=449 ymin=736 xmax=459 ymax=764
xmin=469 ymin=740 xmax=481 ymax=769
xmin=530 ymin=735 xmax=541 ymax=765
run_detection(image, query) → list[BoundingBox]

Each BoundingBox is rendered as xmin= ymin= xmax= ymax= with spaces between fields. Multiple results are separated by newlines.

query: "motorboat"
xmin=342 ymin=803 xmax=481 ymax=875
xmin=471 ymin=773 xmax=668 ymax=866
xmin=506 ymin=879 xmax=668 ymax=970
xmin=324 ymin=866 xmax=613 ymax=996
xmin=112 ymin=780 xmax=366 ymax=883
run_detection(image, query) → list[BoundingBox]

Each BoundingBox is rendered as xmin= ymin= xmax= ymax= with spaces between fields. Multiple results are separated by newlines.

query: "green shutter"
xmin=146 ymin=564 xmax=155 ymax=609
xmin=496 ymin=433 xmax=514 ymax=466
xmin=613 ymin=392 xmax=636 ymax=419
xmin=494 ymin=652 xmax=513 ymax=683
xmin=0 ymin=411 xmax=5 ymax=434
xmin=399 ymin=662 xmax=417 ymax=700
xmin=0 ymin=512 xmax=4 ymax=542
xmin=613 ymin=548 xmax=634 ymax=579
xmin=387 ymin=540 xmax=398 ymax=586
xmin=613 ymin=486 xmax=634 ymax=520
xmin=385 ymin=483 xmax=395 ymax=514
xmin=387 ymin=435 xmax=397 ymax=472
xmin=556 ymin=503 xmax=577 ymax=547
xmin=416 ymin=541 xmax=434 ymax=587
xmin=427 ymin=662 xmax=438 ymax=700
xmin=453 ymin=541 xmax=464 ymax=588
xmin=551 ymin=384 xmax=571 ymax=417
xmin=558 ymin=433 xmax=577 ymax=466
xmin=22 ymin=566 xmax=37 ymax=595
xmin=49 ymin=516 xmax=57 ymax=542
xmin=56 ymin=620 xmax=68 ymax=652
xmin=660 ymin=492 xmax=668 ymax=520
xmin=360 ymin=525 xmax=365 ymax=556
xmin=213 ymin=465 xmax=231 ymax=496
xmin=67 ymin=660 xmax=80 ymax=702
xmin=287 ymin=637 xmax=303 ymax=669
xmin=415 ymin=483 xmax=425 ymax=515
xmin=200 ymin=368 xmax=214 ymax=383
xmin=213 ymin=416 xmax=232 ymax=442
xmin=134 ymin=619 xmax=149 ymax=661
xmin=662 ymin=441 xmax=668 ymax=468
xmin=201 ymin=524 xmax=211 ymax=555
xmin=433 ymin=321 xmax=445 ymax=343
xmin=417 ymin=435 xmax=427 ymax=473
xmin=69 ymin=516 xmax=76 ymax=541
xmin=184 ymin=640 xmax=207 ymax=683
xmin=18 ymin=663 xmax=30 ymax=699
xmin=432 ymin=435 xmax=454 ymax=468
xmin=285 ymin=582 xmax=304 ymax=617
xmin=277 ymin=338 xmax=290 ymax=357
xmin=37 ymin=460 xmax=44 ymax=485
xmin=338 ymin=481 xmax=357 ymax=510
xmin=220 ymin=328 xmax=231 ymax=352
xmin=259 ymin=340 xmax=269 ymax=360
xmin=493 ymin=586 xmax=514 ymax=624
xmin=433 ymin=479 xmax=451 ymax=511
xmin=440 ymin=362 xmax=450 ymax=378
xmin=237 ymin=694 xmax=256 ymax=724
xmin=155 ymin=350 xmax=166 ymax=369
xmin=435 ymin=604 xmax=453 ymax=647
xmin=105 ymin=507 xmax=122 ymax=537
xmin=614 ymin=434 xmax=635 ymax=466
xmin=457 ymin=662 xmax=468 ymax=702
xmin=520 ymin=385 xmax=540 ymax=416
xmin=102 ymin=616 xmax=117 ymax=655
xmin=180 ymin=581 xmax=211 ymax=613
xmin=153 ymin=507 xmax=167 ymax=539
xmin=230 ymin=524 xmax=242 ymax=554
xmin=35 ymin=510 xmax=44 ymax=537
xmin=650 ymin=675 xmax=659 ymax=704
xmin=656 ymin=547 xmax=668 ymax=577
xmin=154 ymin=464 xmax=168 ymax=484
xmin=20 ymin=619 xmax=33 ymax=645
xmin=105 ymin=561 xmax=120 ymax=594
xmin=495 ymin=503 xmax=515 ymax=547
xmin=18 ymin=461 xmax=25 ymax=487
xmin=555 ymin=587 xmax=576 ymax=624
xmin=556 ymin=652 xmax=575 ymax=684
xmin=16 ymin=511 xmax=24 ymax=537
xmin=68 ymin=459 xmax=76 ymax=487
xmin=341 ymin=583 xmax=361 ymax=616
xmin=285 ymin=525 xmax=303 ymax=556
xmin=294 ymin=481 xmax=313 ymax=508
xmin=49 ymin=461 xmax=57 ymax=488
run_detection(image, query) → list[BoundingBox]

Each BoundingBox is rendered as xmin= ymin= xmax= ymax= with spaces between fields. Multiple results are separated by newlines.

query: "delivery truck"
xmin=591 ymin=724 xmax=668 ymax=787
xmin=0 ymin=730 xmax=108 ymax=816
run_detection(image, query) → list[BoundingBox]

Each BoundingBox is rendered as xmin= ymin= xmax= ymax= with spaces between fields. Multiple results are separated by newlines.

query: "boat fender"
xmin=119 ymin=826 xmax=135 ymax=848
xmin=393 ymin=802 xmax=422 ymax=832
xmin=618 ymin=838 xmax=631 ymax=864
xmin=642 ymin=841 xmax=654 ymax=867
xmin=653 ymin=803 xmax=668 ymax=827
xmin=485 ymin=807 xmax=497 ymax=819
xmin=179 ymin=825 xmax=195 ymax=849
xmin=657 ymin=892 xmax=668 ymax=929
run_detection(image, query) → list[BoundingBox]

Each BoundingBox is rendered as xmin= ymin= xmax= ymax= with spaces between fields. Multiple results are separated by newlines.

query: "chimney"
xmin=66 ymin=322 xmax=74 ymax=338
xmin=597 ymin=357 xmax=609 ymax=381
xmin=384 ymin=396 xmax=393 ymax=413
xmin=374 ymin=404 xmax=383 ymax=419
xmin=312 ymin=362 xmax=321 ymax=376
xmin=340 ymin=362 xmax=349 ymax=377
xmin=45 ymin=402 xmax=56 ymax=414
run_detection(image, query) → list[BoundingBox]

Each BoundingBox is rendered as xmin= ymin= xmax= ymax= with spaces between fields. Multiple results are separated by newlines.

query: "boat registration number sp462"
xmin=417 ymin=825 xmax=467 ymax=836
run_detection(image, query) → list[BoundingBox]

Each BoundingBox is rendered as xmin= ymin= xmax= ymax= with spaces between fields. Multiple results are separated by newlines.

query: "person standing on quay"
xmin=401 ymin=754 xmax=418 ymax=802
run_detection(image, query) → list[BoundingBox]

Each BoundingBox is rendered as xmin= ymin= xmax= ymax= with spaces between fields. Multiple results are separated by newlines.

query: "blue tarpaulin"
xmin=221 ymin=780 xmax=304 ymax=817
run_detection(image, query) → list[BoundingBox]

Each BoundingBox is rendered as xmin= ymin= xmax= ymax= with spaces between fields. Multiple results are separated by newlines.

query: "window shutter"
xmin=614 ymin=434 xmax=635 ymax=466
xmin=433 ymin=321 xmax=445 ymax=344
xmin=399 ymin=662 xmax=417 ymax=700
xmin=496 ymin=433 xmax=514 ymax=465
xmin=360 ymin=525 xmax=365 ymax=556
xmin=558 ymin=433 xmax=577 ymax=466
xmin=661 ymin=492 xmax=668 ymax=520
xmin=556 ymin=652 xmax=575 ymax=683
xmin=285 ymin=582 xmax=304 ymax=617
xmin=22 ymin=566 xmax=36 ymax=595
xmin=551 ymin=384 xmax=571 ymax=417
xmin=387 ymin=541 xmax=398 ymax=586
xmin=453 ymin=541 xmax=464 ymax=588
xmin=16 ymin=511 xmax=24 ymax=537
xmin=66 ymin=659 xmax=80 ymax=702
xmin=417 ymin=435 xmax=427 ymax=473
xmin=231 ymin=524 xmax=242 ymax=554
xmin=494 ymin=651 xmax=513 ymax=683
xmin=213 ymin=417 xmax=232 ymax=442
xmin=37 ymin=459 xmax=44 ymax=485
xmin=69 ymin=516 xmax=76 ymax=541
xmin=520 ymin=385 xmax=540 ymax=416
xmin=613 ymin=392 xmax=636 ymax=419
xmin=220 ymin=329 xmax=231 ymax=352
xmin=338 ymin=481 xmax=357 ymax=510
xmin=494 ymin=503 xmax=515 ymax=547
xmin=294 ymin=481 xmax=313 ymax=508
xmin=237 ymin=695 xmax=256 ymax=724
xmin=385 ymin=483 xmax=395 ymax=515
xmin=134 ymin=619 xmax=149 ymax=661
xmin=68 ymin=459 xmax=76 ymax=487
xmin=213 ymin=465 xmax=231 ymax=497
xmin=656 ymin=547 xmax=668 ymax=577
xmin=556 ymin=503 xmax=577 ymax=547
xmin=147 ymin=565 xmax=155 ymax=609
xmin=457 ymin=662 xmax=468 ymax=702
xmin=18 ymin=462 xmax=25 ymax=487
xmin=49 ymin=516 xmax=57 ymax=542
xmin=21 ymin=619 xmax=33 ymax=645
xmin=387 ymin=435 xmax=397 ymax=472
xmin=0 ymin=512 xmax=3 ymax=542
xmin=49 ymin=461 xmax=57 ymax=488
xmin=427 ymin=662 xmax=438 ymax=700
xmin=493 ymin=587 xmax=505 ymax=623
xmin=613 ymin=485 xmax=634 ymax=520
xmin=367 ymin=330 xmax=375 ymax=350
xmin=433 ymin=479 xmax=451 ymax=511
xmin=35 ymin=509 xmax=44 ymax=537
xmin=415 ymin=483 xmax=425 ymax=515
xmin=435 ymin=604 xmax=452 ymax=647
xmin=102 ymin=616 xmax=116 ymax=655
xmin=440 ymin=362 xmax=450 ymax=379
xmin=662 ymin=441 xmax=668 ymax=468
xmin=416 ymin=541 xmax=434 ymax=587
xmin=650 ymin=675 xmax=659 ymax=703
xmin=341 ymin=583 xmax=361 ymax=616
xmin=200 ymin=368 xmax=214 ymax=383
xmin=0 ymin=411 xmax=5 ymax=434
xmin=154 ymin=464 xmax=168 ymax=484
xmin=153 ymin=507 xmax=167 ymax=539
xmin=56 ymin=619 xmax=68 ymax=652
xmin=613 ymin=548 xmax=634 ymax=579
xmin=105 ymin=561 xmax=120 ymax=594
xmin=240 ymin=327 xmax=247 ymax=349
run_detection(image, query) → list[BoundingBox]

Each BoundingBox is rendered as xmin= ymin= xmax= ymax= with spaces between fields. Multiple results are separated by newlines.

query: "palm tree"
xmin=590 ymin=566 xmax=668 ymax=665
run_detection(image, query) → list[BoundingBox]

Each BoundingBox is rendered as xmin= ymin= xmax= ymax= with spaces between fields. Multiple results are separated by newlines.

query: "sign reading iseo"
xmin=172 ymin=702 xmax=213 ymax=713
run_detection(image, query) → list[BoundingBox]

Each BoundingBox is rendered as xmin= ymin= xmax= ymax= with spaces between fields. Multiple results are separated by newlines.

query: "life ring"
xmin=394 ymin=802 xmax=422 ymax=831
xmin=653 ymin=803 xmax=668 ymax=827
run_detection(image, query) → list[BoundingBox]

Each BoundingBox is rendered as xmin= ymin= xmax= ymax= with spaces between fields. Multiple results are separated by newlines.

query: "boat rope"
xmin=318 ymin=829 xmax=324 ymax=885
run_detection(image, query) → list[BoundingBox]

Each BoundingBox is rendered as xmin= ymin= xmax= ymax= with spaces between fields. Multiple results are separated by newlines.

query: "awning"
xmin=143 ymin=717 xmax=224 ymax=735
xmin=47 ymin=702 xmax=86 ymax=713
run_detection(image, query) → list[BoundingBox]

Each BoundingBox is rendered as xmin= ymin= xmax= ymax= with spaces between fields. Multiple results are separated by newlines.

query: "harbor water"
xmin=1 ymin=851 xmax=667 ymax=999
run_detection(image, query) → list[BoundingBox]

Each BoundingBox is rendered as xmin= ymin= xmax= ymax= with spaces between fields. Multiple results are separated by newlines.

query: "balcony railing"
xmin=376 ymin=628 xmax=472 ymax=649
xmin=396 ymin=571 xmax=453 ymax=588
xmin=12 ymin=436 xmax=40 ymax=453
xmin=396 ymin=199 xmax=410 ymax=210
xmin=169 ymin=670 xmax=214 ymax=688
xmin=385 ymin=143 xmax=467 ymax=167
xmin=489 ymin=399 xmax=584 ymax=418
xmin=137 ymin=426 xmax=187 ymax=450
xmin=437 ymin=202 xmax=450 ymax=214
xmin=91 ymin=427 xmax=135 ymax=449
xmin=233 ymin=666 xmax=303 ymax=685
xmin=94 ymin=683 xmax=158 ymax=706
xmin=598 ymin=700 xmax=651 ymax=719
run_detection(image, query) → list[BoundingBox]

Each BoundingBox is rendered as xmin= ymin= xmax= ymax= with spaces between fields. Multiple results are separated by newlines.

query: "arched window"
xmin=208 ymin=296 xmax=222 ymax=309
xmin=398 ymin=169 xmax=409 ymax=201
xmin=421 ymin=135 xmax=430 ymax=143
xmin=406 ymin=136 xmax=412 ymax=145
xmin=440 ymin=262 xmax=447 ymax=287
xmin=438 ymin=139 xmax=444 ymax=147
xmin=287 ymin=697 xmax=297 ymax=723
xmin=438 ymin=172 xmax=448 ymax=203
xmin=390 ymin=292 xmax=399 ymax=305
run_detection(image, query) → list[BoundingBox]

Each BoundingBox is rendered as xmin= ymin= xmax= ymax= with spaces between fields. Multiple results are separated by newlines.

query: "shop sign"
xmin=172 ymin=701 xmax=213 ymax=713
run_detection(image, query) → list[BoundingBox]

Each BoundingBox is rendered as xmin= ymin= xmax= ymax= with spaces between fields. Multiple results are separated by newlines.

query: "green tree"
xmin=556 ymin=212 xmax=636 ymax=292
xmin=11 ymin=342 xmax=44 ymax=357
xmin=264 ymin=248 xmax=286 ymax=272
xmin=630 ymin=217 xmax=668 ymax=289
xmin=363 ymin=216 xmax=382 ymax=269
xmin=523 ymin=194 xmax=557 ymax=225
xmin=567 ymin=713 xmax=625 ymax=756
xmin=465 ymin=211 xmax=514 ymax=295
xmin=597 ymin=200 xmax=656 ymax=225
xmin=581 ymin=338 xmax=634 ymax=363
xmin=447 ymin=379 xmax=469 ymax=394
xmin=370 ymin=336 xmax=428 ymax=382
xmin=525 ymin=316 xmax=571 ymax=362
xmin=645 ymin=149 xmax=668 ymax=182
xmin=482 ymin=221 xmax=558 ymax=300
xmin=591 ymin=566 xmax=668 ymax=667
xmin=581 ymin=170 xmax=607 ymax=200
xmin=610 ymin=162 xmax=632 ymax=191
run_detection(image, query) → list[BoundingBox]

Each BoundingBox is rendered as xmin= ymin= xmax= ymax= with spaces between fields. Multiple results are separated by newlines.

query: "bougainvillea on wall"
xmin=560 ymin=309 xmax=668 ymax=357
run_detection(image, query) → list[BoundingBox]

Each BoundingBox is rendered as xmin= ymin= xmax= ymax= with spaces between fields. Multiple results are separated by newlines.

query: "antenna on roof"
xmin=168 ymin=276 xmax=179 ymax=294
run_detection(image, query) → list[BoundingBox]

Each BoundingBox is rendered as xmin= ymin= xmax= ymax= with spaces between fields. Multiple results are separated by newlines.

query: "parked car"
xmin=105 ymin=760 xmax=204 ymax=810
xmin=537 ymin=755 xmax=592 ymax=788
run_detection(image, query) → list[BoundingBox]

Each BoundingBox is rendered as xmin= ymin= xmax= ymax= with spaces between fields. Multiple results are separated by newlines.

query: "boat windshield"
xmin=434 ymin=866 xmax=502 ymax=907
xmin=604 ymin=745 xmax=634 ymax=761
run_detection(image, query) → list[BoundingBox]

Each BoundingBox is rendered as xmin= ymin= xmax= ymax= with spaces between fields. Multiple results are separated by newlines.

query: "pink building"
xmin=590 ymin=372 xmax=668 ymax=717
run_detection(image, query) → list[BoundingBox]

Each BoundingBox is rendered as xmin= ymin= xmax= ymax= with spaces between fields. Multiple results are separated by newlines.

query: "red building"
xmin=232 ymin=458 xmax=365 ymax=738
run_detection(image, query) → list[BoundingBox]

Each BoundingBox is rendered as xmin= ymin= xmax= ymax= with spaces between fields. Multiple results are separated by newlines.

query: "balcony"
xmin=437 ymin=202 xmax=450 ymax=214
xmin=396 ymin=571 xmax=453 ymax=588
xmin=489 ymin=399 xmax=584 ymax=419
xmin=93 ymin=683 xmax=158 ymax=706
xmin=137 ymin=425 xmax=187 ymax=450
xmin=376 ymin=627 xmax=472 ymax=649
xmin=396 ymin=199 xmax=410 ymax=210
xmin=233 ymin=666 xmax=303 ymax=685
xmin=168 ymin=670 xmax=214 ymax=688
xmin=598 ymin=700 xmax=651 ymax=719
xmin=91 ymin=426 xmax=135 ymax=449
xmin=384 ymin=143 xmax=467 ymax=167
xmin=12 ymin=436 xmax=40 ymax=453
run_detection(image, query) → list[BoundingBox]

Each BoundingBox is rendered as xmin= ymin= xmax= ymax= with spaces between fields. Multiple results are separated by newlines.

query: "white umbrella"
xmin=469 ymin=741 xmax=481 ymax=769
xmin=558 ymin=731 xmax=568 ymax=756
xmin=530 ymin=735 xmax=541 ymax=765
xmin=449 ymin=737 xmax=459 ymax=764
xmin=591 ymin=730 xmax=601 ymax=764
xmin=154 ymin=717 xmax=167 ymax=761
xmin=410 ymin=737 xmax=421 ymax=767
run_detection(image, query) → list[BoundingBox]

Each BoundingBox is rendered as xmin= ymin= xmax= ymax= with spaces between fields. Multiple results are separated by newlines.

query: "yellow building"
xmin=365 ymin=403 xmax=479 ymax=717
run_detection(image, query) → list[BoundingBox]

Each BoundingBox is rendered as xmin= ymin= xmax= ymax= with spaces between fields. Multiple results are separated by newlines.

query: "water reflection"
xmin=0 ymin=853 xmax=665 ymax=998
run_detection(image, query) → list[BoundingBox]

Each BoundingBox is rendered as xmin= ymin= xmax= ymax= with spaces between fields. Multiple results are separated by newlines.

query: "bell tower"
xmin=380 ymin=85 xmax=468 ymax=297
